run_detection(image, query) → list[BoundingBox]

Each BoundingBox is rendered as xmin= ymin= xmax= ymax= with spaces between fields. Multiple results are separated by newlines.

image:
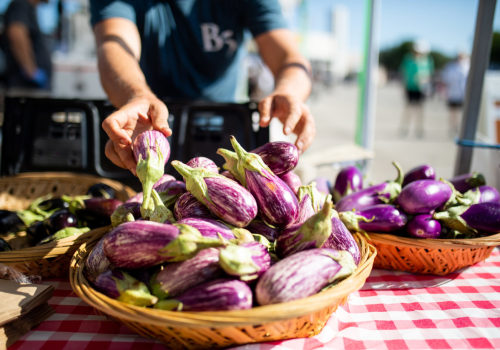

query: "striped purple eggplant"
xmin=102 ymin=221 xmax=224 ymax=269
xmin=171 ymin=161 xmax=258 ymax=227
xmin=407 ymin=214 xmax=442 ymax=238
xmin=325 ymin=210 xmax=361 ymax=265
xmin=397 ymin=179 xmax=454 ymax=214
xmin=402 ymin=164 xmax=436 ymax=188
xmin=219 ymin=241 xmax=271 ymax=282
xmin=433 ymin=202 xmax=500 ymax=235
xmin=220 ymin=136 xmax=299 ymax=228
xmin=335 ymin=162 xmax=403 ymax=212
xmin=93 ymin=269 xmax=158 ymax=307
xmin=186 ymin=156 xmax=219 ymax=173
xmin=339 ymin=204 xmax=408 ymax=234
xmin=150 ymin=248 xmax=222 ymax=298
xmin=154 ymin=180 xmax=186 ymax=207
xmin=110 ymin=202 xmax=142 ymax=227
xmin=449 ymin=172 xmax=486 ymax=193
xmin=279 ymin=171 xmax=302 ymax=194
xmin=155 ymin=278 xmax=253 ymax=311
xmin=132 ymin=130 xmax=171 ymax=222
xmin=276 ymin=201 xmax=333 ymax=258
xmin=295 ymin=182 xmax=327 ymax=225
xmin=255 ymin=248 xmax=357 ymax=305
xmin=245 ymin=219 xmax=279 ymax=242
xmin=177 ymin=217 xmax=252 ymax=242
xmin=173 ymin=192 xmax=214 ymax=221
xmin=251 ymin=141 xmax=299 ymax=176
xmin=463 ymin=185 xmax=500 ymax=204
xmin=84 ymin=237 xmax=111 ymax=283
xmin=333 ymin=165 xmax=363 ymax=203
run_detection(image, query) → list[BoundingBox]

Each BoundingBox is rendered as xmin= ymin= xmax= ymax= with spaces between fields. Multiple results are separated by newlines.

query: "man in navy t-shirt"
xmin=90 ymin=0 xmax=315 ymax=173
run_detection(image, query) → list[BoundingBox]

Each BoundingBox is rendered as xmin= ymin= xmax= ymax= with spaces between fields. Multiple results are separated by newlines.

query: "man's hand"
xmin=101 ymin=95 xmax=172 ymax=173
xmin=258 ymin=93 xmax=316 ymax=153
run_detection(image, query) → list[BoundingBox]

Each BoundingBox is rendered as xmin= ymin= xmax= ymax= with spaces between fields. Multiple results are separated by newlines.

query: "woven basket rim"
xmin=70 ymin=231 xmax=376 ymax=328
xmin=367 ymin=231 xmax=500 ymax=249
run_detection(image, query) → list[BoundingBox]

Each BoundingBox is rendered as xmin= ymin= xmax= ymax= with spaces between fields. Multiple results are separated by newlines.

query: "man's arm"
xmin=94 ymin=18 xmax=171 ymax=172
xmin=255 ymin=28 xmax=315 ymax=153
xmin=6 ymin=22 xmax=38 ymax=78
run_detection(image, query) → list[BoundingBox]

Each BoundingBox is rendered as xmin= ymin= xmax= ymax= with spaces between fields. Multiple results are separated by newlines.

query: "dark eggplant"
xmin=84 ymin=237 xmax=111 ymax=283
xmin=407 ymin=214 xmax=442 ymax=238
xmin=87 ymin=183 xmax=116 ymax=199
xmin=155 ymin=278 xmax=253 ymax=311
xmin=83 ymin=198 xmax=123 ymax=217
xmin=218 ymin=136 xmax=299 ymax=228
xmin=171 ymin=160 xmax=258 ymax=227
xmin=218 ymin=241 xmax=271 ymax=281
xmin=245 ymin=219 xmax=279 ymax=242
xmin=35 ymin=197 xmax=69 ymax=212
xmin=173 ymin=192 xmax=214 ymax=221
xmin=102 ymin=221 xmax=224 ymax=269
xmin=449 ymin=172 xmax=486 ymax=193
xmin=133 ymin=130 xmax=171 ymax=222
xmin=279 ymin=171 xmax=302 ymax=194
xmin=333 ymin=165 xmax=363 ymax=203
xmin=325 ymin=210 xmax=361 ymax=265
xmin=255 ymin=248 xmax=356 ymax=305
xmin=186 ymin=156 xmax=219 ymax=173
xmin=150 ymin=248 xmax=222 ymax=298
xmin=463 ymin=185 xmax=500 ymax=204
xmin=0 ymin=237 xmax=12 ymax=251
xmin=43 ymin=209 xmax=78 ymax=235
xmin=0 ymin=210 xmax=26 ymax=234
xmin=251 ymin=141 xmax=299 ymax=176
xmin=397 ymin=179 xmax=454 ymax=214
xmin=276 ymin=201 xmax=333 ymax=258
xmin=339 ymin=204 xmax=407 ymax=233
xmin=26 ymin=221 xmax=50 ymax=242
xmin=402 ymin=164 xmax=436 ymax=188
xmin=433 ymin=202 xmax=500 ymax=235
xmin=94 ymin=269 xmax=158 ymax=307
xmin=335 ymin=162 xmax=403 ymax=212
xmin=110 ymin=202 xmax=142 ymax=227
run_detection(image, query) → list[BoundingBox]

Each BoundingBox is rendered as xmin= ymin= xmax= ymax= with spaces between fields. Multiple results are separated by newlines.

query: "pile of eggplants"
xmin=0 ymin=182 xmax=125 ymax=250
xmin=333 ymin=163 xmax=500 ymax=239
xmin=86 ymin=133 xmax=361 ymax=311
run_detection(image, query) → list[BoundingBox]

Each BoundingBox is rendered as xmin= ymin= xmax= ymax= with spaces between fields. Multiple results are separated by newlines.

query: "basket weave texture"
xmin=368 ymin=232 xmax=500 ymax=275
xmin=70 ymin=231 xmax=376 ymax=350
xmin=0 ymin=172 xmax=136 ymax=279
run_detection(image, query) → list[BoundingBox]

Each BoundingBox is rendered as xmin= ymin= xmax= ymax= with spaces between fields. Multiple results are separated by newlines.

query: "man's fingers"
xmin=258 ymin=97 xmax=273 ymax=127
xmin=105 ymin=139 xmax=137 ymax=175
xmin=281 ymin=101 xmax=302 ymax=136
xmin=148 ymin=101 xmax=172 ymax=136
xmin=102 ymin=111 xmax=132 ymax=145
xmin=294 ymin=107 xmax=316 ymax=153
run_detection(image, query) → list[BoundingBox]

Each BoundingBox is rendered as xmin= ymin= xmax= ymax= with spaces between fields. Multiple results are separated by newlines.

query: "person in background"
xmin=89 ymin=0 xmax=316 ymax=174
xmin=3 ymin=0 xmax=52 ymax=91
xmin=441 ymin=52 xmax=470 ymax=137
xmin=398 ymin=40 xmax=434 ymax=138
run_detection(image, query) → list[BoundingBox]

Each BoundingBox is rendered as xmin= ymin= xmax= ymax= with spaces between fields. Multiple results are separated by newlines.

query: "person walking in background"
xmin=441 ymin=52 xmax=470 ymax=137
xmin=398 ymin=40 xmax=434 ymax=138
xmin=2 ymin=0 xmax=52 ymax=91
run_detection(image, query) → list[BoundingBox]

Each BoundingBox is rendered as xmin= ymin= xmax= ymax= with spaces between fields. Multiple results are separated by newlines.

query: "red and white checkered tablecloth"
xmin=9 ymin=248 xmax=500 ymax=350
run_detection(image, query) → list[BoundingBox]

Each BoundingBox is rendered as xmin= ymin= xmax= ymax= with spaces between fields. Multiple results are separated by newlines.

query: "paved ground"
xmin=283 ymin=81 xmax=461 ymax=185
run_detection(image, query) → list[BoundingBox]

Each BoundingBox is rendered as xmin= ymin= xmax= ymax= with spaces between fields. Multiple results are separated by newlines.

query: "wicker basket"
xmin=70 ymin=231 xmax=376 ymax=350
xmin=0 ymin=172 xmax=136 ymax=279
xmin=368 ymin=232 xmax=500 ymax=275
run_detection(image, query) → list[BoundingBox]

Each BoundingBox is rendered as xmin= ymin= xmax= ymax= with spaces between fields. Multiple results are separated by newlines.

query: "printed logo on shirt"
xmin=200 ymin=23 xmax=237 ymax=54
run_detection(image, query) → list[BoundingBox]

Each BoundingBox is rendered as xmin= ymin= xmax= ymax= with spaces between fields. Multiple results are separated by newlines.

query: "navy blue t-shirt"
xmin=89 ymin=0 xmax=287 ymax=102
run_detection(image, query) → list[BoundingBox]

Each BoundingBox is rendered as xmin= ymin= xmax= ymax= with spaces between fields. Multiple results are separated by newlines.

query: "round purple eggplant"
xmin=174 ymin=192 xmax=214 ymax=221
xmin=407 ymin=214 xmax=441 ymax=238
xmin=186 ymin=156 xmax=219 ymax=173
xmin=251 ymin=141 xmax=299 ymax=176
xmin=402 ymin=164 xmax=436 ymax=188
xmin=339 ymin=204 xmax=407 ymax=233
xmin=279 ymin=171 xmax=302 ymax=194
xmin=434 ymin=202 xmax=500 ymax=235
xmin=155 ymin=278 xmax=253 ymax=311
xmin=333 ymin=165 xmax=363 ymax=203
xmin=397 ymin=179 xmax=454 ymax=214
xmin=449 ymin=172 xmax=486 ymax=193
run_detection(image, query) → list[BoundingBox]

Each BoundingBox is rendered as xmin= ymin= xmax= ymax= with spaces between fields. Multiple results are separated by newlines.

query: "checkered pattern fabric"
xmin=9 ymin=248 xmax=500 ymax=350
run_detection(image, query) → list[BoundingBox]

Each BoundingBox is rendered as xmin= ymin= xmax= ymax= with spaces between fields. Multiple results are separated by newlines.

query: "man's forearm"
xmin=273 ymin=62 xmax=312 ymax=102
xmin=7 ymin=24 xmax=37 ymax=77
xmin=97 ymin=41 xmax=155 ymax=108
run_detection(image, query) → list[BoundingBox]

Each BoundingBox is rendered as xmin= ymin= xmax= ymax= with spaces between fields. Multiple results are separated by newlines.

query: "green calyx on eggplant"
xmin=38 ymin=226 xmax=90 ymax=245
xmin=218 ymin=241 xmax=271 ymax=281
xmin=86 ymin=183 xmax=116 ymax=199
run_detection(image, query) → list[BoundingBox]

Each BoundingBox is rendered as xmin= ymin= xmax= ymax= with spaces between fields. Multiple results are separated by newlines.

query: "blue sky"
xmin=290 ymin=0 xmax=500 ymax=56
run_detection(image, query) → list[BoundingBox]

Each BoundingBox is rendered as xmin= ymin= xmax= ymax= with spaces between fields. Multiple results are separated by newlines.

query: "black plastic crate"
xmin=0 ymin=97 xmax=268 ymax=190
